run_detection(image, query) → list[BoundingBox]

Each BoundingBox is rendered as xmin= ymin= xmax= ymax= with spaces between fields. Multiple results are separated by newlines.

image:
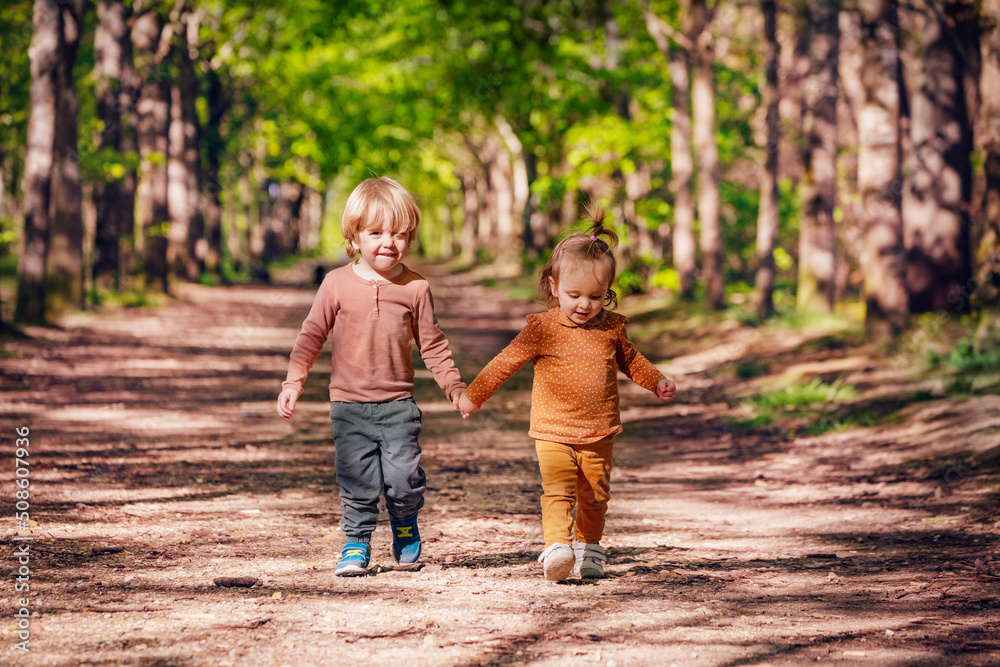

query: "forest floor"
xmin=1 ymin=259 xmax=999 ymax=667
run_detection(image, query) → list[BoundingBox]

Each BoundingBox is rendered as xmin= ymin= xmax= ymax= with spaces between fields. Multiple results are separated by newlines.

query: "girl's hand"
xmin=457 ymin=393 xmax=481 ymax=419
xmin=656 ymin=378 xmax=676 ymax=403
xmin=277 ymin=387 xmax=299 ymax=419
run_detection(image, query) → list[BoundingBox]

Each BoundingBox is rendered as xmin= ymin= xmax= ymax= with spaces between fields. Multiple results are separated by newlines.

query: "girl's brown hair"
xmin=538 ymin=204 xmax=620 ymax=309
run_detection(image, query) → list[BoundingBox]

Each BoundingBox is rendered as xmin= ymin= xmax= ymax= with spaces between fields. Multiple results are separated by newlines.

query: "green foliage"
xmin=743 ymin=378 xmax=857 ymax=418
xmin=935 ymin=336 xmax=1000 ymax=372
xmin=3 ymin=0 xmax=917 ymax=327
xmin=0 ymin=1 xmax=32 ymax=205
xmin=615 ymin=269 xmax=645 ymax=297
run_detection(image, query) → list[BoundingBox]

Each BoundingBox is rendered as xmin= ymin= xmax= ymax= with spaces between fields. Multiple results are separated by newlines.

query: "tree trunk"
xmin=476 ymin=137 xmax=498 ymax=254
xmin=797 ymin=0 xmax=840 ymax=314
xmin=200 ymin=65 xmax=227 ymax=276
xmin=859 ymin=0 xmax=908 ymax=338
xmin=779 ymin=3 xmax=811 ymax=190
xmin=520 ymin=151 xmax=548 ymax=259
xmin=16 ymin=0 xmax=60 ymax=324
xmin=242 ymin=148 xmax=263 ymax=268
xmin=902 ymin=0 xmax=977 ymax=312
xmin=754 ymin=0 xmax=780 ymax=317
xmin=92 ymin=0 xmax=134 ymax=293
xmin=261 ymin=182 xmax=284 ymax=265
xmin=167 ymin=13 xmax=204 ymax=283
xmin=275 ymin=179 xmax=303 ymax=254
xmin=641 ymin=6 xmax=697 ymax=297
xmin=133 ymin=10 xmax=171 ymax=293
xmin=975 ymin=0 xmax=1000 ymax=341
xmin=690 ymin=0 xmax=724 ymax=308
xmin=496 ymin=116 xmax=527 ymax=271
xmin=45 ymin=0 xmax=86 ymax=317
xmin=460 ymin=167 xmax=478 ymax=263
xmin=670 ymin=45 xmax=697 ymax=299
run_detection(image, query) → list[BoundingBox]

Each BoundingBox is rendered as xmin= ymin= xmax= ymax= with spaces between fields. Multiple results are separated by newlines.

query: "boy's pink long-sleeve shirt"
xmin=464 ymin=307 xmax=665 ymax=445
xmin=282 ymin=263 xmax=466 ymax=403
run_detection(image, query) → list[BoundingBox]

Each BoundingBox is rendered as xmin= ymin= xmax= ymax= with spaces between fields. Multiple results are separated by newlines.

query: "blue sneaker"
xmin=391 ymin=513 xmax=421 ymax=565
xmin=335 ymin=541 xmax=371 ymax=576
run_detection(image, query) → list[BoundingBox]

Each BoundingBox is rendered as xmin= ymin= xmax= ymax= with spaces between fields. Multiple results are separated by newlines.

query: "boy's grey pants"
xmin=330 ymin=398 xmax=425 ymax=540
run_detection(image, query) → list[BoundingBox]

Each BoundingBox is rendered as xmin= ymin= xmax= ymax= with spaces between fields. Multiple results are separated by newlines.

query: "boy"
xmin=277 ymin=177 xmax=465 ymax=575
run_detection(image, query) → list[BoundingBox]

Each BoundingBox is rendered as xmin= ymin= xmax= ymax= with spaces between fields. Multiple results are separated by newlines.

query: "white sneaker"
xmin=573 ymin=540 xmax=607 ymax=578
xmin=538 ymin=543 xmax=575 ymax=581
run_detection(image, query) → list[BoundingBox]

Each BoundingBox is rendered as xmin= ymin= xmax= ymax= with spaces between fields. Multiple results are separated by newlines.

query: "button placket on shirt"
xmin=371 ymin=282 xmax=379 ymax=317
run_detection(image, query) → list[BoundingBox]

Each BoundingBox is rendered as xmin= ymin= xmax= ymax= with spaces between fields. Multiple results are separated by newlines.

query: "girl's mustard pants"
xmin=534 ymin=435 xmax=614 ymax=547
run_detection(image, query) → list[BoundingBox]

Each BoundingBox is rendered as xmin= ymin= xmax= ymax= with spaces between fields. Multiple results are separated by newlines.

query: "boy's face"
xmin=355 ymin=214 xmax=411 ymax=279
xmin=549 ymin=267 xmax=609 ymax=325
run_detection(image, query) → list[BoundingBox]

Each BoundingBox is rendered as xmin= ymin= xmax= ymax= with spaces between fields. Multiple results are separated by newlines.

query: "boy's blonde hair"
xmin=341 ymin=177 xmax=421 ymax=258
xmin=539 ymin=205 xmax=620 ymax=310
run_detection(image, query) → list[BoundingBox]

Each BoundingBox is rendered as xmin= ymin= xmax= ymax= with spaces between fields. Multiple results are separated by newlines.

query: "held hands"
xmin=455 ymin=391 xmax=480 ymax=419
xmin=656 ymin=378 xmax=677 ymax=403
xmin=276 ymin=387 xmax=299 ymax=420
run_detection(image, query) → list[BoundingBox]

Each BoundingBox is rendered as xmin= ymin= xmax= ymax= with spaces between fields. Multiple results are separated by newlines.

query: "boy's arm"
xmin=412 ymin=285 xmax=466 ymax=400
xmin=464 ymin=317 xmax=541 ymax=407
xmin=280 ymin=279 xmax=337 ymax=406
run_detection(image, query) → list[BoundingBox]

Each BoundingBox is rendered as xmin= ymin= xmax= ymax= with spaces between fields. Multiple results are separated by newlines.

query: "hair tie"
xmin=589 ymin=235 xmax=597 ymax=241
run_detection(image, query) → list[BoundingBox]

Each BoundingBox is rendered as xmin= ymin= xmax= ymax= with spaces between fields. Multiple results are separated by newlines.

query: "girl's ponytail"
xmin=583 ymin=203 xmax=618 ymax=254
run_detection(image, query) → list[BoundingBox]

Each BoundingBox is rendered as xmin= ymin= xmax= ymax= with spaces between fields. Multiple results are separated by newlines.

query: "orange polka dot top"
xmin=464 ymin=307 xmax=665 ymax=445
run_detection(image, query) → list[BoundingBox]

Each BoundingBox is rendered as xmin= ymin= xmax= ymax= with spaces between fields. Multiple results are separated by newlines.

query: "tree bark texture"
xmin=975 ymin=0 xmax=1000 ymax=339
xmin=797 ymin=0 xmax=840 ymax=314
xmin=755 ymin=0 xmax=780 ymax=317
xmin=642 ymin=6 xmax=697 ymax=298
xmin=133 ymin=10 xmax=171 ymax=293
xmin=16 ymin=0 xmax=60 ymax=323
xmin=92 ymin=0 xmax=135 ymax=292
xmin=690 ymin=0 xmax=724 ymax=309
xmin=670 ymin=46 xmax=697 ymax=299
xmin=902 ymin=0 xmax=977 ymax=312
xmin=45 ymin=0 xmax=86 ymax=317
xmin=460 ymin=167 xmax=478 ymax=262
xmin=859 ymin=0 xmax=908 ymax=338
xmin=167 ymin=14 xmax=205 ymax=283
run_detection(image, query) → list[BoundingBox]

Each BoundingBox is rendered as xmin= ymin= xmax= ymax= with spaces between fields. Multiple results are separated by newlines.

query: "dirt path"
xmin=1 ymin=261 xmax=998 ymax=666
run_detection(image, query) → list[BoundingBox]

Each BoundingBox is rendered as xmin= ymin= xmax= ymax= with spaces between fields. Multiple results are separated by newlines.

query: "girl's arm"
xmin=615 ymin=324 xmax=667 ymax=394
xmin=463 ymin=316 xmax=542 ymax=409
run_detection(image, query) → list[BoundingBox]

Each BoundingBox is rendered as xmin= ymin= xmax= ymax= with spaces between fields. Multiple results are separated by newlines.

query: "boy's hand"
xmin=656 ymin=378 xmax=676 ymax=403
xmin=277 ymin=387 xmax=299 ymax=419
xmin=457 ymin=392 xmax=480 ymax=419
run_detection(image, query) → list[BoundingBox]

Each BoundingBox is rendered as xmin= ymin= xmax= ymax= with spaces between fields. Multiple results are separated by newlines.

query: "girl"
xmin=458 ymin=210 xmax=676 ymax=581
xmin=278 ymin=176 xmax=466 ymax=576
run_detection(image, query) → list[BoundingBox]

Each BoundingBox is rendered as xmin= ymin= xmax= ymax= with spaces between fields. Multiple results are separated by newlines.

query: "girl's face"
xmin=549 ymin=267 xmax=609 ymax=325
xmin=354 ymin=214 xmax=411 ymax=279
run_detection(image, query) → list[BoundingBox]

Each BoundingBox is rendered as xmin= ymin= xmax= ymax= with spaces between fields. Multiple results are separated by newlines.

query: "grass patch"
xmin=746 ymin=378 xmax=857 ymax=414
xmin=735 ymin=379 xmax=863 ymax=436
xmin=932 ymin=336 xmax=1000 ymax=373
xmin=88 ymin=288 xmax=155 ymax=309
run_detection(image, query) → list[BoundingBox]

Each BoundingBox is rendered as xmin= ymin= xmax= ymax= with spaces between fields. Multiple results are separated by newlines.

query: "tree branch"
xmin=641 ymin=4 xmax=693 ymax=56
